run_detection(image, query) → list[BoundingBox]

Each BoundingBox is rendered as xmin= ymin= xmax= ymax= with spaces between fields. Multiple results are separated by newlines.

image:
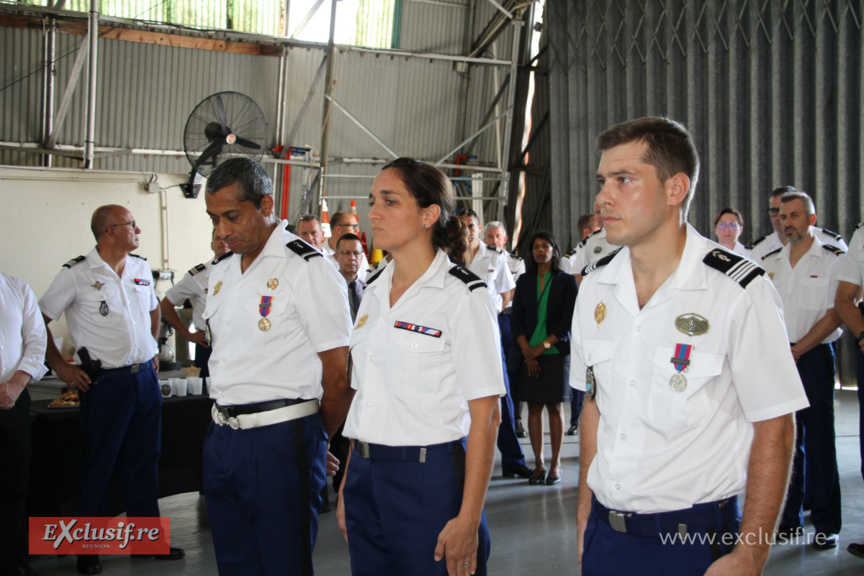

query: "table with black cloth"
xmin=27 ymin=394 xmax=212 ymax=518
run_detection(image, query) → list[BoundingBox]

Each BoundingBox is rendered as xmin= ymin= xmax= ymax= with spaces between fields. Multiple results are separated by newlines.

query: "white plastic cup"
xmin=173 ymin=378 xmax=188 ymax=397
xmin=187 ymin=377 xmax=203 ymax=395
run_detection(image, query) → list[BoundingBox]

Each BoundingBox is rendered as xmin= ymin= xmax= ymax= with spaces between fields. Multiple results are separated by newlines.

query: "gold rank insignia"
xmin=267 ymin=278 xmax=279 ymax=290
xmin=355 ymin=314 xmax=369 ymax=329
xmin=91 ymin=281 xmax=104 ymax=290
xmin=768 ymin=272 xmax=774 ymax=280
xmin=213 ymin=281 xmax=222 ymax=295
xmin=594 ymin=301 xmax=606 ymax=328
xmin=675 ymin=313 xmax=709 ymax=337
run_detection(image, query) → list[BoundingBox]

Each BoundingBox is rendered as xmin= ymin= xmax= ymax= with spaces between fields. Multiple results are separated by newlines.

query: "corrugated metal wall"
xmin=545 ymin=0 xmax=864 ymax=384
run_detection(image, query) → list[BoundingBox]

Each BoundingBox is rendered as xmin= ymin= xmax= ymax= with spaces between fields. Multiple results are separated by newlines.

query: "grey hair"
xmin=484 ymin=221 xmax=506 ymax=233
xmin=779 ymin=191 xmax=816 ymax=216
xmin=205 ymin=158 xmax=272 ymax=208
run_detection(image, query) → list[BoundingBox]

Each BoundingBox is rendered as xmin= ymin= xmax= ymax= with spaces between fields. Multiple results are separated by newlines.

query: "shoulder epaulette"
xmin=564 ymin=249 xmax=577 ymax=258
xmin=747 ymin=234 xmax=770 ymax=249
xmin=822 ymin=244 xmax=846 ymax=255
xmin=449 ymin=265 xmax=487 ymax=292
xmin=188 ymin=263 xmax=207 ymax=276
xmin=703 ymin=248 xmax=764 ymax=289
xmin=212 ymin=252 xmax=233 ymax=265
xmin=62 ymin=255 xmax=86 ymax=269
xmin=761 ymin=247 xmax=783 ymax=260
xmin=819 ymin=228 xmax=843 ymax=241
xmin=580 ymin=248 xmax=621 ymax=277
xmin=485 ymin=245 xmax=503 ymax=255
xmin=366 ymin=266 xmax=385 ymax=285
xmin=286 ymin=240 xmax=322 ymax=262
xmin=129 ymin=253 xmax=147 ymax=261
xmin=856 ymin=221 xmax=864 ymax=230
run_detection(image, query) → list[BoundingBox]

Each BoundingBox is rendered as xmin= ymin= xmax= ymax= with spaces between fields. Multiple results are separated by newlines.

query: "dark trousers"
xmin=194 ymin=342 xmax=212 ymax=379
xmin=582 ymin=496 xmax=739 ymax=576
xmin=570 ymin=390 xmax=585 ymax=426
xmin=497 ymin=314 xmax=527 ymax=473
xmin=79 ymin=364 xmax=162 ymax=518
xmin=857 ymin=347 xmax=864 ymax=483
xmin=0 ymin=389 xmax=30 ymax=575
xmin=344 ymin=440 xmax=490 ymax=576
xmin=780 ymin=343 xmax=842 ymax=534
xmin=203 ymin=412 xmax=327 ymax=576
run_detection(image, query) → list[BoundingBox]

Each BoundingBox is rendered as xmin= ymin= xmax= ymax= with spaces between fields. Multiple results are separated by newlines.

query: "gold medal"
xmin=213 ymin=281 xmax=222 ymax=296
xmin=258 ymin=318 xmax=271 ymax=331
xmin=670 ymin=372 xmax=687 ymax=392
xmin=267 ymin=278 xmax=279 ymax=290
xmin=355 ymin=314 xmax=368 ymax=329
xmin=594 ymin=301 xmax=606 ymax=328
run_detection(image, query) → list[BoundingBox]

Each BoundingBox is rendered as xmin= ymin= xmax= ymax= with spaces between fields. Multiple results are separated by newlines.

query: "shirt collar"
xmin=368 ymin=249 xmax=449 ymax=299
xmin=779 ymin=232 xmax=823 ymax=263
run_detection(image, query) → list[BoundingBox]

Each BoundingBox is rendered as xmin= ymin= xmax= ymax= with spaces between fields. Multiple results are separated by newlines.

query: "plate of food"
xmin=48 ymin=390 xmax=79 ymax=408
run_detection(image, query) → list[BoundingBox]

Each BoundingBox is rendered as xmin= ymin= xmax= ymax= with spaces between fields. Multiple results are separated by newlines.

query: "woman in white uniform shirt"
xmin=712 ymin=208 xmax=749 ymax=256
xmin=337 ymin=158 xmax=504 ymax=576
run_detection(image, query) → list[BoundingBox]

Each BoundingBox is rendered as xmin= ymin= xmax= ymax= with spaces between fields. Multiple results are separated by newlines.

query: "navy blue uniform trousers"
xmin=78 ymin=363 xmax=161 ymax=518
xmin=0 ymin=389 xmax=31 ymax=575
xmin=203 ymin=411 xmax=327 ymax=576
xmin=582 ymin=496 xmax=739 ymax=576
xmin=194 ymin=342 xmax=212 ymax=378
xmin=780 ymin=343 xmax=842 ymax=534
xmin=857 ymin=347 xmax=864 ymax=483
xmin=344 ymin=440 xmax=491 ymax=576
xmin=497 ymin=314 xmax=527 ymax=473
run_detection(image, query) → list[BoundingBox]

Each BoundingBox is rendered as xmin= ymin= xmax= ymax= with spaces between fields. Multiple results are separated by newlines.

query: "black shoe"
xmin=133 ymin=547 xmax=185 ymax=560
xmin=529 ymin=468 xmax=547 ymax=486
xmin=566 ymin=424 xmax=578 ymax=436
xmin=545 ymin=475 xmax=561 ymax=486
xmin=502 ymin=465 xmax=532 ymax=479
xmin=848 ymin=542 xmax=864 ymax=559
xmin=515 ymin=421 xmax=527 ymax=438
xmin=76 ymin=555 xmax=101 ymax=575
xmin=813 ymin=533 xmax=839 ymax=550
xmin=777 ymin=524 xmax=804 ymax=538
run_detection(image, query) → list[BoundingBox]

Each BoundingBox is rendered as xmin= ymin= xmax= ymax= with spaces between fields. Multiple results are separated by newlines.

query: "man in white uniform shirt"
xmin=571 ymin=117 xmax=807 ymax=576
xmin=0 ymin=272 xmax=47 ymax=576
xmin=41 ymin=205 xmax=184 ymax=575
xmin=324 ymin=211 xmax=370 ymax=277
xmin=159 ymin=231 xmax=230 ymax=378
xmin=296 ymin=214 xmax=325 ymax=250
xmin=202 ymin=158 xmax=352 ymax=576
xmin=750 ymin=186 xmax=846 ymax=262
xmin=762 ymin=191 xmax=845 ymax=549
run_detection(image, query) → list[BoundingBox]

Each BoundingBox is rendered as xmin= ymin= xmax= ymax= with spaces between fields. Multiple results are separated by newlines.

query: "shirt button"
xmin=587 ymin=354 xmax=592 ymax=363
xmin=629 ymin=380 xmax=636 ymax=387
xmin=383 ymin=315 xmax=389 ymax=321
xmin=365 ymin=401 xmax=371 ymax=406
xmin=226 ymin=321 xmax=231 ymax=326
xmin=615 ymin=483 xmax=622 ymax=491
xmin=635 ymin=325 xmax=642 ymax=332
xmin=620 ymin=433 xmax=627 ymax=440
xmin=369 ymin=356 xmax=374 ymax=361
xmin=411 ymin=343 xmax=418 ymax=349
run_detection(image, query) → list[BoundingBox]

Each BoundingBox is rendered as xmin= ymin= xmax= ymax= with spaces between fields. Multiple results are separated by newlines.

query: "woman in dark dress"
xmin=510 ymin=231 xmax=578 ymax=485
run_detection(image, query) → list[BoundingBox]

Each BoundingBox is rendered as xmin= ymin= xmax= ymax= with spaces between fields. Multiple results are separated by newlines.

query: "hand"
xmin=152 ymin=355 xmax=160 ymax=372
xmin=326 ymin=451 xmax=340 ymax=477
xmin=186 ymin=331 xmax=209 ymax=347
xmin=0 ymin=380 xmax=24 ymax=410
xmin=433 ymin=515 xmax=479 ymax=576
xmin=703 ymin=548 xmax=765 ymax=576
xmin=790 ymin=345 xmax=801 ymax=363
xmin=521 ymin=345 xmax=544 ymax=362
xmin=336 ymin=483 xmax=348 ymax=543
xmin=577 ymin=518 xmax=586 ymax=571
xmin=54 ymin=362 xmax=92 ymax=392
xmin=526 ymin=358 xmax=541 ymax=378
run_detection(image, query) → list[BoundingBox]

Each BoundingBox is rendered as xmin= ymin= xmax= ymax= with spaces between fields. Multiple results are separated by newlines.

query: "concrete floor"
xmin=31 ymin=390 xmax=864 ymax=575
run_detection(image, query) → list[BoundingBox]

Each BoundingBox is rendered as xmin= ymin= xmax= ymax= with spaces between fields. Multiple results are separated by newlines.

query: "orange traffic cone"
xmin=321 ymin=197 xmax=331 ymax=238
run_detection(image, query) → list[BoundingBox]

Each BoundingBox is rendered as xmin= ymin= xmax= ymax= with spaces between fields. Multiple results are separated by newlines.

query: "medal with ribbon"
xmin=669 ymin=343 xmax=692 ymax=392
xmin=258 ymin=296 xmax=273 ymax=331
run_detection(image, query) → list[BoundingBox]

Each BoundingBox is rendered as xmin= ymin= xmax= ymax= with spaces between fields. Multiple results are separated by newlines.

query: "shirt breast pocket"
xmin=389 ymin=329 xmax=446 ymax=397
xmin=649 ymin=347 xmax=724 ymax=430
xmin=78 ymin=291 xmax=114 ymax=320
xmin=799 ymin=277 xmax=830 ymax=310
xmin=582 ymin=340 xmax=615 ymax=397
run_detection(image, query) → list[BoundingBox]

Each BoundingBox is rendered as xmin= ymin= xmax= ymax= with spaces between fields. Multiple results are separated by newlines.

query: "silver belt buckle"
xmin=608 ymin=511 xmax=629 ymax=533
xmin=130 ymin=364 xmax=140 ymax=374
xmin=358 ymin=442 xmax=370 ymax=458
xmin=228 ymin=416 xmax=240 ymax=430
xmin=214 ymin=408 xmax=226 ymax=426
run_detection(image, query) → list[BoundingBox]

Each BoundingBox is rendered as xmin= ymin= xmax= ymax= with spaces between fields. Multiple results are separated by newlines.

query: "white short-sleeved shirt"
xmin=39 ymin=249 xmax=159 ymax=368
xmin=344 ymin=250 xmax=505 ymax=446
xmin=203 ymin=223 xmax=352 ymax=406
xmin=570 ymin=224 xmax=808 ymax=514
xmin=0 ymin=273 xmax=47 ymax=384
xmin=505 ymin=251 xmax=525 ymax=282
xmin=567 ymin=228 xmax=616 ymax=276
xmin=750 ymin=229 xmax=847 ymax=263
xmin=761 ymin=235 xmax=845 ymax=344
xmin=836 ymin=223 xmax=864 ymax=287
xmin=164 ymin=262 xmax=212 ymax=331
xmin=466 ymin=243 xmax=515 ymax=313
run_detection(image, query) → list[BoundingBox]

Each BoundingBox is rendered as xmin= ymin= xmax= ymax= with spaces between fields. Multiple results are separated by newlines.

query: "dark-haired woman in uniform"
xmin=337 ymin=158 xmax=503 ymax=576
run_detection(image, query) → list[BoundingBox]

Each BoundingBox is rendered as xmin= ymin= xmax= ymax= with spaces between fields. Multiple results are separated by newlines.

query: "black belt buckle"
xmin=608 ymin=511 xmax=629 ymax=533
xmin=358 ymin=442 xmax=370 ymax=458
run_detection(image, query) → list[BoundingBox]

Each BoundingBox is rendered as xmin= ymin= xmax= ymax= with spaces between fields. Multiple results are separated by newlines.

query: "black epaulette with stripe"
xmin=580 ymin=248 xmax=621 ymax=277
xmin=366 ymin=265 xmax=385 ymax=285
xmin=212 ymin=252 xmax=233 ymax=265
xmin=761 ymin=247 xmax=783 ymax=261
xmin=129 ymin=253 xmax=147 ymax=261
xmin=856 ymin=221 xmax=864 ymax=230
xmin=747 ymin=234 xmax=770 ymax=250
xmin=485 ymin=245 xmax=503 ymax=254
xmin=63 ymin=255 xmax=86 ymax=269
xmin=703 ymin=248 xmax=764 ymax=289
xmin=286 ymin=240 xmax=322 ymax=262
xmin=822 ymin=244 xmax=846 ymax=256
xmin=819 ymin=228 xmax=843 ymax=242
xmin=565 ymin=248 xmax=577 ymax=258
xmin=449 ymin=265 xmax=487 ymax=292
xmin=188 ymin=263 xmax=207 ymax=276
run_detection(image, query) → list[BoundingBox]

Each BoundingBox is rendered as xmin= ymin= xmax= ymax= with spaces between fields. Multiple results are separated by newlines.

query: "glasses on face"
xmin=108 ymin=221 xmax=136 ymax=232
xmin=767 ymin=208 xmax=780 ymax=216
xmin=717 ymin=222 xmax=740 ymax=230
xmin=336 ymin=223 xmax=358 ymax=230
xmin=337 ymin=250 xmax=364 ymax=258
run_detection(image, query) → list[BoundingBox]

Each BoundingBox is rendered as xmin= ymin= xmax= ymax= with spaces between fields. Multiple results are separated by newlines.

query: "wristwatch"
xmin=542 ymin=341 xmax=551 ymax=350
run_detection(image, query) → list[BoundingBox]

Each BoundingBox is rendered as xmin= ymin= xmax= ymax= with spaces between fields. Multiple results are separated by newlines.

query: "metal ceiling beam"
xmin=325 ymin=96 xmax=400 ymax=159
xmin=435 ymin=107 xmax=511 ymax=167
xmin=290 ymin=0 xmax=327 ymax=40
xmin=45 ymin=32 xmax=89 ymax=150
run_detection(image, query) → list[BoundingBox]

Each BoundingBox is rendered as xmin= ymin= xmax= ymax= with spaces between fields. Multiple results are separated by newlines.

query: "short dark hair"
xmin=525 ymin=230 xmax=563 ymax=275
xmin=597 ymin=117 xmax=700 ymax=216
xmin=770 ymin=185 xmax=797 ymax=199
xmin=336 ymin=233 xmax=362 ymax=249
xmin=713 ymin=208 xmax=743 ymax=228
xmin=458 ymin=208 xmax=480 ymax=225
xmin=780 ymin=190 xmax=815 ymax=216
xmin=205 ymin=158 xmax=272 ymax=208
xmin=299 ymin=213 xmax=320 ymax=224
xmin=577 ymin=213 xmax=595 ymax=234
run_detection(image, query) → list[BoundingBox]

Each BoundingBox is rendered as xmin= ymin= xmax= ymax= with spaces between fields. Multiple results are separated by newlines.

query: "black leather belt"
xmin=214 ymin=398 xmax=311 ymax=419
xmin=593 ymin=495 xmax=738 ymax=537
xmin=354 ymin=440 xmax=460 ymax=462
xmin=98 ymin=362 xmax=151 ymax=375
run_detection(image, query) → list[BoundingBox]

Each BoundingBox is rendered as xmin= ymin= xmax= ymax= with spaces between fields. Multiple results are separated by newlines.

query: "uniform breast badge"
xmin=91 ymin=281 xmax=104 ymax=290
xmin=355 ymin=314 xmax=368 ymax=329
xmin=258 ymin=296 xmax=273 ymax=331
xmin=594 ymin=301 xmax=606 ymax=328
xmin=586 ymin=366 xmax=597 ymax=400
xmin=267 ymin=278 xmax=279 ymax=290
xmin=99 ymin=301 xmax=109 ymax=316
xmin=674 ymin=313 xmax=709 ymax=337
xmin=213 ymin=281 xmax=222 ymax=296
xmin=669 ymin=343 xmax=692 ymax=392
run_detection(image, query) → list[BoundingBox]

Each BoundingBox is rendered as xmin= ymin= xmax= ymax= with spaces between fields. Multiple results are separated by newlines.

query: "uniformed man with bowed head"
xmin=202 ymin=157 xmax=352 ymax=576
xmin=40 ymin=205 xmax=184 ymax=575
xmin=571 ymin=117 xmax=808 ymax=576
